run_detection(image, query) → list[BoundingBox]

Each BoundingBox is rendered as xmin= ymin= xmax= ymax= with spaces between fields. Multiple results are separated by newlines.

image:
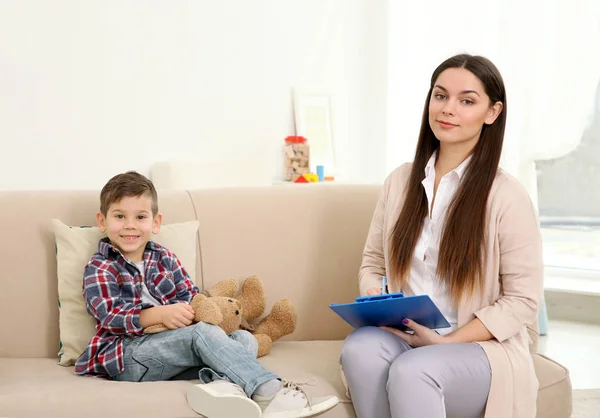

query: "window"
xmin=537 ymin=80 xmax=600 ymax=291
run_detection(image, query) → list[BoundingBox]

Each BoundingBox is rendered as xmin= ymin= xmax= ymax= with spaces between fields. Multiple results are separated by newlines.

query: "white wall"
xmin=386 ymin=1 xmax=503 ymax=173
xmin=0 ymin=0 xmax=388 ymax=190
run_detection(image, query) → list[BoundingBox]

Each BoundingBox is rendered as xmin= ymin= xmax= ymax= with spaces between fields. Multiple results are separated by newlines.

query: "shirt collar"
xmin=424 ymin=152 xmax=437 ymax=179
xmin=424 ymin=150 xmax=473 ymax=181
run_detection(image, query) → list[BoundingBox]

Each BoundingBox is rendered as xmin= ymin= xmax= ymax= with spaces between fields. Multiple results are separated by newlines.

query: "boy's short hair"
xmin=100 ymin=171 xmax=158 ymax=216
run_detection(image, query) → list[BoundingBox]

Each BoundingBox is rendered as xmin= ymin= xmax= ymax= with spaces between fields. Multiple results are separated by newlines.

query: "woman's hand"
xmin=367 ymin=287 xmax=382 ymax=296
xmin=380 ymin=319 xmax=447 ymax=347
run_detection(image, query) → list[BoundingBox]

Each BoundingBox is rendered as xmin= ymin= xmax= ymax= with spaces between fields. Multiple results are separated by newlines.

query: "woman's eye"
xmin=461 ymin=99 xmax=474 ymax=105
xmin=434 ymin=93 xmax=446 ymax=100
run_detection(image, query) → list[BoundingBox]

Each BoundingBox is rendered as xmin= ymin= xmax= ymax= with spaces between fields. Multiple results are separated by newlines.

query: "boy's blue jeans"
xmin=114 ymin=322 xmax=279 ymax=397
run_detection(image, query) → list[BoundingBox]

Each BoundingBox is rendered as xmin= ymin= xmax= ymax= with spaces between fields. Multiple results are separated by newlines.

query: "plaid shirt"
xmin=74 ymin=238 xmax=199 ymax=378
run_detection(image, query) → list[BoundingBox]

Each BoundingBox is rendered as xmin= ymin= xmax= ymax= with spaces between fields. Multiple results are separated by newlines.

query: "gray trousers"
xmin=340 ymin=327 xmax=491 ymax=418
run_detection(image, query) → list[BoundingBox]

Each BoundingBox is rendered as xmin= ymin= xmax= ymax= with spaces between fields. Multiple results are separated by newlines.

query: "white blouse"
xmin=409 ymin=152 xmax=472 ymax=335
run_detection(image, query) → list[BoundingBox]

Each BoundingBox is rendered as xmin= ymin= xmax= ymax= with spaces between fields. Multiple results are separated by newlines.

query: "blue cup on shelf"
xmin=316 ymin=165 xmax=325 ymax=182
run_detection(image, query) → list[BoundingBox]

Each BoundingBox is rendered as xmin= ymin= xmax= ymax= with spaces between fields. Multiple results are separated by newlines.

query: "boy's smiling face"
xmin=96 ymin=194 xmax=162 ymax=262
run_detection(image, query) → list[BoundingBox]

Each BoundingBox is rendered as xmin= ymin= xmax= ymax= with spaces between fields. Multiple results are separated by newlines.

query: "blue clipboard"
xmin=330 ymin=292 xmax=451 ymax=331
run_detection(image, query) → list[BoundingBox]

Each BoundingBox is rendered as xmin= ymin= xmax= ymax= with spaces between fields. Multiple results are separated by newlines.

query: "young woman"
xmin=340 ymin=54 xmax=543 ymax=418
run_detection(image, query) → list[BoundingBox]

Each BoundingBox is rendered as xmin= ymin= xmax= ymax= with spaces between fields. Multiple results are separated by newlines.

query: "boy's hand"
xmin=160 ymin=303 xmax=195 ymax=329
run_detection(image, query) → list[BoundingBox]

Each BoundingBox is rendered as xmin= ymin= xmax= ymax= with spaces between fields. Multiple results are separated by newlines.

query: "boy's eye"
xmin=137 ymin=215 xmax=147 ymax=220
xmin=115 ymin=214 xmax=124 ymax=219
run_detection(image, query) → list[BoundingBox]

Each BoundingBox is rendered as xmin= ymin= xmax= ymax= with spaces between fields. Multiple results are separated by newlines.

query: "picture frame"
xmin=292 ymin=88 xmax=335 ymax=175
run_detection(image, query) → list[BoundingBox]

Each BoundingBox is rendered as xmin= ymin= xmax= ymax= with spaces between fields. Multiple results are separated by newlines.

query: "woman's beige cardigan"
xmin=359 ymin=163 xmax=543 ymax=418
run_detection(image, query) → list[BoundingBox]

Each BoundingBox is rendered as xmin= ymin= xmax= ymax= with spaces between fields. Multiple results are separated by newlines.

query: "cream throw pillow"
xmin=52 ymin=218 xmax=199 ymax=366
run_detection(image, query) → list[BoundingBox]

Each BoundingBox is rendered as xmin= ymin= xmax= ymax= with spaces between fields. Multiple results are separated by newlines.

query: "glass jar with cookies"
xmin=283 ymin=136 xmax=310 ymax=181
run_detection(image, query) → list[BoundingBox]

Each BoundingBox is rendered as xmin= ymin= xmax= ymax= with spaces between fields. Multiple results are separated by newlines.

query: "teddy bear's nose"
xmin=235 ymin=310 xmax=240 ymax=316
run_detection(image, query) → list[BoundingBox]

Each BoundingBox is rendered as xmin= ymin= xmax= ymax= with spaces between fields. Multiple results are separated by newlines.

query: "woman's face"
xmin=428 ymin=68 xmax=502 ymax=149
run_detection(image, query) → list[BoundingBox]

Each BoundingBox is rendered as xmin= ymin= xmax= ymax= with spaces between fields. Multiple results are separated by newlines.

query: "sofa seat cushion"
xmin=0 ymin=343 xmax=570 ymax=418
xmin=0 ymin=358 xmax=197 ymax=417
xmin=0 ymin=341 xmax=355 ymax=418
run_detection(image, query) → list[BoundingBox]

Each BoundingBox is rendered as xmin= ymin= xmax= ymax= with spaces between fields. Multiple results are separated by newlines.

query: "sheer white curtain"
xmin=387 ymin=0 xmax=600 ymax=207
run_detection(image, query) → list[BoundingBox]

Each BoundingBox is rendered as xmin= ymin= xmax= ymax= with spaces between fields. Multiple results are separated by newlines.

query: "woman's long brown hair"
xmin=389 ymin=54 xmax=507 ymax=306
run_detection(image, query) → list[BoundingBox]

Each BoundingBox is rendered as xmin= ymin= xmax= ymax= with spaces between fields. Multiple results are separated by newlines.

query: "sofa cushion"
xmin=0 ymin=341 xmax=355 ymax=418
xmin=52 ymin=219 xmax=200 ymax=366
xmin=0 ymin=342 xmax=571 ymax=418
xmin=0 ymin=358 xmax=198 ymax=418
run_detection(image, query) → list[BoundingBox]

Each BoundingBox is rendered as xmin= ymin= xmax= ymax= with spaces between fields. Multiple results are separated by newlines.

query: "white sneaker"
xmin=187 ymin=380 xmax=262 ymax=418
xmin=253 ymin=379 xmax=339 ymax=418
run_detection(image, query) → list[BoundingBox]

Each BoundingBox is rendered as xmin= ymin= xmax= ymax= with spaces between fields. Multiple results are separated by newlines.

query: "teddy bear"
xmin=200 ymin=275 xmax=298 ymax=358
xmin=144 ymin=275 xmax=297 ymax=358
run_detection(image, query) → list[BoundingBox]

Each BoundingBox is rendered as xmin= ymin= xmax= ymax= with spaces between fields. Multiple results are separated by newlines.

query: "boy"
xmin=75 ymin=171 xmax=338 ymax=418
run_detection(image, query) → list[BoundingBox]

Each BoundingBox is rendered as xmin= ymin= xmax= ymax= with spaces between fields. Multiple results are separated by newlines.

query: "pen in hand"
xmin=366 ymin=276 xmax=387 ymax=296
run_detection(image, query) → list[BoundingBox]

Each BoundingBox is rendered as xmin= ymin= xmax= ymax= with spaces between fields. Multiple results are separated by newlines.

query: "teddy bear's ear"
xmin=195 ymin=298 xmax=223 ymax=325
xmin=192 ymin=294 xmax=208 ymax=304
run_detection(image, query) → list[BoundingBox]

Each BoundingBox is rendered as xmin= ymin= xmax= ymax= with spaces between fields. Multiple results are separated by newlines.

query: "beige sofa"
xmin=0 ymin=185 xmax=572 ymax=417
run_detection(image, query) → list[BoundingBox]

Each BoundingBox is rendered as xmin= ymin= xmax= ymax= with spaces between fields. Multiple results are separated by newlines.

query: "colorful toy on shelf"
xmin=304 ymin=173 xmax=319 ymax=182
xmin=294 ymin=173 xmax=319 ymax=183
xmin=292 ymin=173 xmax=334 ymax=183
xmin=294 ymin=174 xmax=310 ymax=183
xmin=316 ymin=165 xmax=325 ymax=182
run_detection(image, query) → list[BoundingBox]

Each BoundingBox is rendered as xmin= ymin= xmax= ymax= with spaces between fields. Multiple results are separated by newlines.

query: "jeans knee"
xmin=191 ymin=321 xmax=226 ymax=338
xmin=230 ymin=330 xmax=258 ymax=356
